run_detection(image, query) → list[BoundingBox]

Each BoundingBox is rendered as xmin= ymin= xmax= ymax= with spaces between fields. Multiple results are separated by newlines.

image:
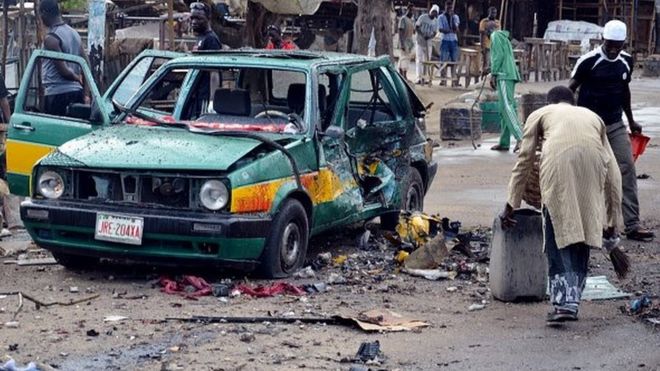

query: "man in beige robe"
xmin=500 ymin=86 xmax=622 ymax=324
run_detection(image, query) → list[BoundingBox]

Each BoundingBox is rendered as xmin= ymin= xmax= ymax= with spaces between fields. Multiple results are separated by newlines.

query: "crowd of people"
xmin=397 ymin=1 xmax=500 ymax=85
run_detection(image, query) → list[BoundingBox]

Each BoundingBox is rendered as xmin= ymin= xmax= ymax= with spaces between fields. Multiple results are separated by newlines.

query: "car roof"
xmin=168 ymin=49 xmax=388 ymax=70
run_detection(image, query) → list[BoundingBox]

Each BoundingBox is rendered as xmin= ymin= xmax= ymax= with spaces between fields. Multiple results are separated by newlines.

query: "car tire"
xmin=258 ymin=199 xmax=309 ymax=278
xmin=52 ymin=252 xmax=99 ymax=271
xmin=381 ymin=167 xmax=425 ymax=230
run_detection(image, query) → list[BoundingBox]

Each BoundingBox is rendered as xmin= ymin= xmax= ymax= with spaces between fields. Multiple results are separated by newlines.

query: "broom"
xmin=603 ymin=236 xmax=631 ymax=279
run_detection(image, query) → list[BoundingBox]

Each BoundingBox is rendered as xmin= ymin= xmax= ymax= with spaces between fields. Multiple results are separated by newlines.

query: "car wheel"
xmin=258 ymin=199 xmax=309 ymax=278
xmin=52 ymin=252 xmax=99 ymax=271
xmin=381 ymin=167 xmax=425 ymax=230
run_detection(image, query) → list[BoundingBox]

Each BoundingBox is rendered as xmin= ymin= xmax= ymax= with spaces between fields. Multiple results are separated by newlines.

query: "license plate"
xmin=95 ymin=213 xmax=144 ymax=245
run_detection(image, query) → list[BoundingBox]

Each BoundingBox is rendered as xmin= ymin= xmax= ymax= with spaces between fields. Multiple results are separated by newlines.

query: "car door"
xmin=6 ymin=49 xmax=182 ymax=196
xmin=312 ymin=68 xmax=366 ymax=231
xmin=337 ymin=62 xmax=417 ymax=208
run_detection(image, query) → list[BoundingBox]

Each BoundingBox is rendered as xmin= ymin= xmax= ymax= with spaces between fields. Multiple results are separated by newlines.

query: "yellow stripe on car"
xmin=6 ymin=140 xmax=55 ymax=176
xmin=231 ymin=168 xmax=349 ymax=213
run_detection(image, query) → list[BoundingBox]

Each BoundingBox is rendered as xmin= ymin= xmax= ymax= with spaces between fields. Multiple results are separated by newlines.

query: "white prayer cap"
xmin=430 ymin=4 xmax=440 ymax=13
xmin=603 ymin=20 xmax=627 ymax=41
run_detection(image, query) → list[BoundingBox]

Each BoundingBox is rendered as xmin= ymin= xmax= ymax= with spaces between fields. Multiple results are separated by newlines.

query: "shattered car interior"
xmin=7 ymin=49 xmax=437 ymax=277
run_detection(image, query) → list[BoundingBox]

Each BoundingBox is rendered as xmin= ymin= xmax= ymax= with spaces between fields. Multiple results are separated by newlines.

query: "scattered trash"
xmin=236 ymin=282 xmax=305 ymax=298
xmin=403 ymin=234 xmax=449 ymax=269
xmin=304 ymin=282 xmax=329 ymax=293
xmin=395 ymin=250 xmax=409 ymax=264
xmin=169 ymin=309 xmax=428 ymax=333
xmin=312 ymin=252 xmax=333 ymax=270
xmin=355 ymin=340 xmax=381 ymax=362
xmin=211 ymin=284 xmax=230 ymax=298
xmin=69 ymin=287 xmax=79 ymax=293
xmin=402 ymin=268 xmax=457 ymax=281
xmin=159 ymin=276 xmax=212 ymax=299
xmin=446 ymin=286 xmax=458 ymax=292
xmin=637 ymin=173 xmax=651 ymax=180
xmin=103 ymin=315 xmax=128 ymax=323
xmin=282 ymin=340 xmax=302 ymax=348
xmin=86 ymin=329 xmax=100 ymax=337
xmin=339 ymin=309 xmax=430 ymax=332
xmin=580 ymin=276 xmax=631 ymax=301
xmin=333 ymin=255 xmax=348 ymax=266
xmin=239 ymin=332 xmax=255 ymax=343
xmin=327 ymin=273 xmax=348 ymax=285
xmin=16 ymin=258 xmax=58 ymax=266
xmin=4 ymin=322 xmax=19 ymax=328
xmin=8 ymin=344 xmax=18 ymax=351
xmin=630 ymin=296 xmax=652 ymax=314
xmin=293 ymin=266 xmax=316 ymax=279
xmin=0 ymin=358 xmax=41 ymax=371
xmin=468 ymin=304 xmax=486 ymax=311
xmin=396 ymin=211 xmax=442 ymax=248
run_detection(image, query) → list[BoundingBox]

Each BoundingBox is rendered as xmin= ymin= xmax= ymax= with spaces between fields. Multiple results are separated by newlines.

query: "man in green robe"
xmin=489 ymin=30 xmax=522 ymax=151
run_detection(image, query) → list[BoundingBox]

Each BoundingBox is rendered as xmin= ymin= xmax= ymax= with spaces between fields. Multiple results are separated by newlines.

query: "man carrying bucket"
xmin=569 ymin=20 xmax=654 ymax=242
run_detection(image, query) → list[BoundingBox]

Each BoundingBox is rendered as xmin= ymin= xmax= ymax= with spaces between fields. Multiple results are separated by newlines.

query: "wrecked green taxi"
xmin=8 ymin=49 xmax=436 ymax=277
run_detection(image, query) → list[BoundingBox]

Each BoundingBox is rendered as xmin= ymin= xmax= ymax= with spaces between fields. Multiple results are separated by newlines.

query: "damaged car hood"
xmin=54 ymin=125 xmax=281 ymax=171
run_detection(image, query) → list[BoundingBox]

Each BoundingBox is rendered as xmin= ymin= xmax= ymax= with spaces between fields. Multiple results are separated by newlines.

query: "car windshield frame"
xmin=120 ymin=60 xmax=314 ymax=136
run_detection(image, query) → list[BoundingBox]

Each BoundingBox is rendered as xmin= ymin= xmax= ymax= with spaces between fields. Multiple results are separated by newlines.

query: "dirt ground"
xmin=1 ymin=77 xmax=659 ymax=371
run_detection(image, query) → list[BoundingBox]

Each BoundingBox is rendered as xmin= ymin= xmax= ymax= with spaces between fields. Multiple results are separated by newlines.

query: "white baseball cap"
xmin=603 ymin=20 xmax=627 ymax=41
xmin=430 ymin=4 xmax=440 ymax=14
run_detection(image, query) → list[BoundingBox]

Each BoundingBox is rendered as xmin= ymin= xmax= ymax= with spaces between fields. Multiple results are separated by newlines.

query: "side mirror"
xmin=320 ymin=126 xmax=345 ymax=140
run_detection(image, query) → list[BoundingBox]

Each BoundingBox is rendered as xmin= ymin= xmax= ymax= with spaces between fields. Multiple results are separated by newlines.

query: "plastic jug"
xmin=489 ymin=208 xmax=548 ymax=302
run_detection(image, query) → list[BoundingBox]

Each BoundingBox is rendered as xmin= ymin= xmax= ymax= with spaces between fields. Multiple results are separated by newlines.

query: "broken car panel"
xmin=13 ymin=49 xmax=438 ymax=277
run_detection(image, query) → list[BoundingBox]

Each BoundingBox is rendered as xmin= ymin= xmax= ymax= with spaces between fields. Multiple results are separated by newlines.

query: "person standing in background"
xmin=437 ymin=0 xmax=460 ymax=86
xmin=479 ymin=6 xmax=501 ymax=72
xmin=569 ymin=20 xmax=654 ymax=242
xmin=398 ymin=4 xmax=416 ymax=81
xmin=39 ymin=0 xmax=88 ymax=116
xmin=414 ymin=4 xmax=439 ymax=84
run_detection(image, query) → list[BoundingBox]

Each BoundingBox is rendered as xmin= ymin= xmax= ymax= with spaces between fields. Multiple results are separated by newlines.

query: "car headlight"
xmin=199 ymin=180 xmax=229 ymax=211
xmin=37 ymin=170 xmax=65 ymax=199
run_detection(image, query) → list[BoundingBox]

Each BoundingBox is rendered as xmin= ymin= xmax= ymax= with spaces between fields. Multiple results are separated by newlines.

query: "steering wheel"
xmin=255 ymin=110 xmax=289 ymax=120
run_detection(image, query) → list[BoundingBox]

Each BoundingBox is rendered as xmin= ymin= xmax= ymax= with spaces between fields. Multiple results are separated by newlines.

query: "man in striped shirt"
xmin=569 ymin=20 xmax=654 ymax=242
xmin=501 ymin=86 xmax=622 ymax=324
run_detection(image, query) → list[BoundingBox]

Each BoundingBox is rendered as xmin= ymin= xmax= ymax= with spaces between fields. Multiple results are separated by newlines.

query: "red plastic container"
xmin=630 ymin=133 xmax=650 ymax=162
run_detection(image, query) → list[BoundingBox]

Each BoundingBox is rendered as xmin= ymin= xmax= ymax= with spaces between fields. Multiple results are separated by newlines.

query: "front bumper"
xmin=20 ymin=199 xmax=271 ymax=267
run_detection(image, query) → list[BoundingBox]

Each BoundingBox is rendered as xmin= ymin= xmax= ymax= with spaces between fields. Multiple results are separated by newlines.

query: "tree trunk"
xmin=353 ymin=0 xmax=393 ymax=57
xmin=242 ymin=1 xmax=279 ymax=48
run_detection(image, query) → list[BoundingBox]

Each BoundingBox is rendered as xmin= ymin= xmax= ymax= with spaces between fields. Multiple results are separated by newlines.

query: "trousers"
xmin=606 ymin=122 xmax=640 ymax=233
xmin=496 ymin=79 xmax=522 ymax=148
xmin=544 ymin=208 xmax=590 ymax=314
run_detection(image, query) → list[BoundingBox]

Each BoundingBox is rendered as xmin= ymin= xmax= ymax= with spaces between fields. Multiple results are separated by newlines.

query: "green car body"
xmin=9 ymin=49 xmax=436 ymax=277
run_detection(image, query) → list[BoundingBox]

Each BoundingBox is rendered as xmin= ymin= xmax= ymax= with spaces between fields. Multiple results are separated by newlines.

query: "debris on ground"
xmin=355 ymin=340 xmax=383 ymax=363
xmin=0 ymin=292 xmax=99 ymax=310
xmin=468 ymin=304 xmax=486 ymax=312
xmin=293 ymin=266 xmax=316 ymax=279
xmin=236 ymin=282 xmax=305 ymax=298
xmin=0 ymin=357 xmax=55 ymax=371
xmin=403 ymin=234 xmax=450 ymax=269
xmin=402 ymin=268 xmax=457 ymax=281
xmin=103 ymin=315 xmax=129 ymax=323
xmin=581 ymin=276 xmax=631 ymax=301
xmin=159 ymin=276 xmax=212 ymax=299
xmin=339 ymin=308 xmax=430 ymax=332
xmin=620 ymin=294 xmax=660 ymax=327
xmin=629 ymin=295 xmax=652 ymax=314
